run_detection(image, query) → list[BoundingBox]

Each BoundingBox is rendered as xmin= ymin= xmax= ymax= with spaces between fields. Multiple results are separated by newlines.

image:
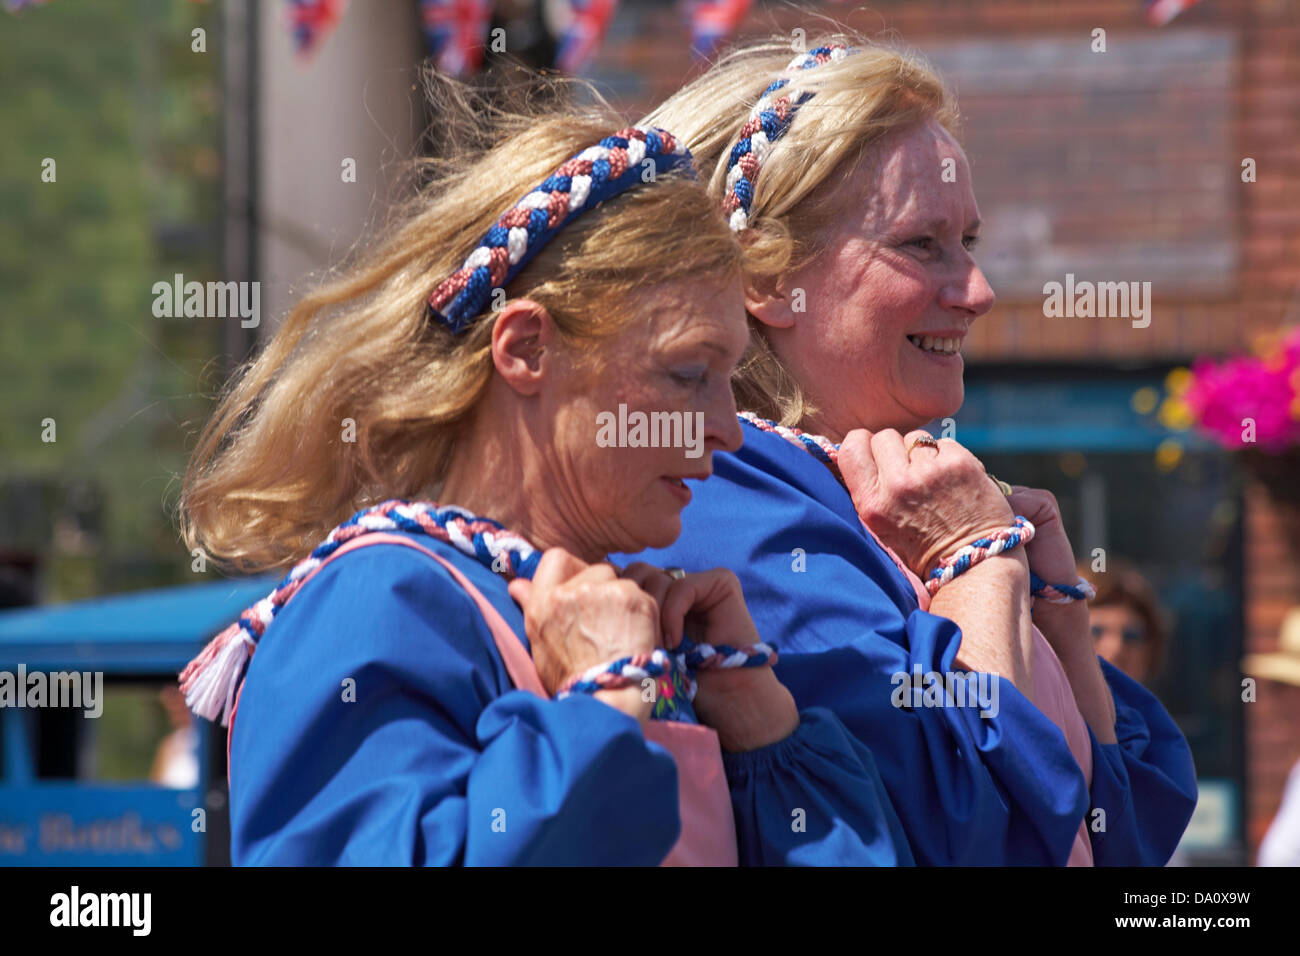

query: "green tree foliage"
xmin=0 ymin=0 xmax=221 ymax=597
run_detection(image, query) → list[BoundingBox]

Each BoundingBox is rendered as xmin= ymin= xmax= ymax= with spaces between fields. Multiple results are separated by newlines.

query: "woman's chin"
xmin=904 ymin=385 xmax=965 ymax=429
xmin=634 ymin=511 xmax=684 ymax=553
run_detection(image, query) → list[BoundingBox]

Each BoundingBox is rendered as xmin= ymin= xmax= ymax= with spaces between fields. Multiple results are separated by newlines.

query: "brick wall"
xmin=591 ymin=0 xmax=1300 ymax=859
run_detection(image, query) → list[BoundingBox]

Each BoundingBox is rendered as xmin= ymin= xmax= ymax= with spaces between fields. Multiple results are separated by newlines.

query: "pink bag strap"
xmin=321 ymin=532 xmax=549 ymax=696
xmin=228 ymin=530 xmax=548 ymax=766
xmin=861 ymin=519 xmax=932 ymax=610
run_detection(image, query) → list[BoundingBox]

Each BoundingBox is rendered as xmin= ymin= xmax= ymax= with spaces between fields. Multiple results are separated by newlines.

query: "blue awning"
xmin=953 ymin=376 xmax=1216 ymax=453
xmin=0 ymin=577 xmax=276 ymax=672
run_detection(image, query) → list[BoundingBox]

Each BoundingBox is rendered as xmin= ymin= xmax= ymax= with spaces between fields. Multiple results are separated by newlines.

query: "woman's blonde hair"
xmin=643 ymin=31 xmax=959 ymax=426
xmin=181 ymin=75 xmax=742 ymax=574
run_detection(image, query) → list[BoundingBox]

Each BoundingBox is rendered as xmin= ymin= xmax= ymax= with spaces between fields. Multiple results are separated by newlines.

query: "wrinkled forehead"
xmin=839 ymin=120 xmax=976 ymax=232
xmin=632 ymin=274 xmax=746 ymax=337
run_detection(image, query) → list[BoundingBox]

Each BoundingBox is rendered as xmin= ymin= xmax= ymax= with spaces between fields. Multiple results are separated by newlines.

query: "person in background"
xmin=150 ymin=685 xmax=199 ymax=789
xmin=1079 ymin=558 xmax=1168 ymax=685
xmin=1246 ymin=609 xmax=1300 ymax=866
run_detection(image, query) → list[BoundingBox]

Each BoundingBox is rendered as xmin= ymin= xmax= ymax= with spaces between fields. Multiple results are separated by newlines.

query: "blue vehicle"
xmin=0 ymin=577 xmax=272 ymax=866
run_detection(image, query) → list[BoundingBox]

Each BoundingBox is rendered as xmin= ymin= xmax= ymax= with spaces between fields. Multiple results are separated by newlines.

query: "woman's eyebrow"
xmin=909 ymin=216 xmax=983 ymax=234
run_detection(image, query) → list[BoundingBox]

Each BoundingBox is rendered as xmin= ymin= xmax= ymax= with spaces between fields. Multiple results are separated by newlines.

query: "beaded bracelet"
xmin=925 ymin=516 xmax=1036 ymax=596
xmin=1029 ymin=572 xmax=1098 ymax=604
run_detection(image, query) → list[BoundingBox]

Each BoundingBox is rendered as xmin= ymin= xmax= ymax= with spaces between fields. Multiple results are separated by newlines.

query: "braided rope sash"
xmin=427 ymin=126 xmax=695 ymax=333
xmin=722 ymin=44 xmax=852 ymax=233
xmin=181 ymin=498 xmax=775 ymax=724
xmin=737 ymin=412 xmax=1098 ymax=601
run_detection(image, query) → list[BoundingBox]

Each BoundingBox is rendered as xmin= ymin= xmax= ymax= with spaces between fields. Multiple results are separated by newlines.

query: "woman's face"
xmin=765 ymin=119 xmax=996 ymax=439
xmin=539 ymin=275 xmax=747 ymax=558
xmin=1090 ymin=603 xmax=1154 ymax=684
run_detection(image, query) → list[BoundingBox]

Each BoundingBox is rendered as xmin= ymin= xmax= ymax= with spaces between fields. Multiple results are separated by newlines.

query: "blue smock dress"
xmin=227 ymin=520 xmax=914 ymax=866
xmin=622 ymin=418 xmax=1198 ymax=865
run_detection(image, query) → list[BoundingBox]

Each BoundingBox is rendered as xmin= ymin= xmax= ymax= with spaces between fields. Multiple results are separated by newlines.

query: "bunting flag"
xmin=1144 ymin=0 xmax=1204 ymax=25
xmin=288 ymin=0 xmax=349 ymax=56
xmin=686 ymin=0 xmax=754 ymax=60
xmin=420 ymin=0 xmax=494 ymax=77
xmin=556 ymin=0 xmax=620 ymax=74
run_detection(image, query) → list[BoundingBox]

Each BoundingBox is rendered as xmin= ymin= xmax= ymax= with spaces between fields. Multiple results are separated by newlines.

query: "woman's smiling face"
xmin=761 ymin=119 xmax=997 ymax=439
xmin=539 ymin=275 xmax=748 ymax=557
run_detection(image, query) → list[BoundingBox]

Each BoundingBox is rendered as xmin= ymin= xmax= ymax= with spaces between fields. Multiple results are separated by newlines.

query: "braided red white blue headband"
xmin=722 ymin=44 xmax=853 ymax=232
xmin=427 ymin=125 xmax=695 ymax=333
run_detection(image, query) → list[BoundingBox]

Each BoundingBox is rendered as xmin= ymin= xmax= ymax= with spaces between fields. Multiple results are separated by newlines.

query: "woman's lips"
xmin=906 ymin=333 xmax=964 ymax=356
xmin=660 ymin=475 xmax=692 ymax=505
xmin=906 ymin=333 xmax=965 ymax=364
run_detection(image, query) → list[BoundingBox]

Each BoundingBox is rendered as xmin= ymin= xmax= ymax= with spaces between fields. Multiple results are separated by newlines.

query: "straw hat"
xmin=1243 ymin=607 xmax=1300 ymax=687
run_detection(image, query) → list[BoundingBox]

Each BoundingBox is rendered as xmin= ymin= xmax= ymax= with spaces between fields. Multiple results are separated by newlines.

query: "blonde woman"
xmin=178 ymin=83 xmax=910 ymax=866
xmin=628 ymin=36 xmax=1196 ymax=865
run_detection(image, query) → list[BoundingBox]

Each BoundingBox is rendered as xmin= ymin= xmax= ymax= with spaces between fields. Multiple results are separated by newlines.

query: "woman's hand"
xmin=508 ymin=548 xmax=660 ymax=723
xmin=1006 ymin=488 xmax=1118 ymax=740
xmin=837 ymin=428 xmax=1016 ymax=579
xmin=620 ymin=564 xmax=799 ymax=752
xmin=1006 ymin=485 xmax=1079 ymax=585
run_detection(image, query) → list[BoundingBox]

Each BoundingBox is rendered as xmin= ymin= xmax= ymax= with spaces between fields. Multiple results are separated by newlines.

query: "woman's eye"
xmin=906 ymin=236 xmax=936 ymax=252
xmin=963 ymin=235 xmax=981 ymax=252
xmin=671 ymin=368 xmax=708 ymax=387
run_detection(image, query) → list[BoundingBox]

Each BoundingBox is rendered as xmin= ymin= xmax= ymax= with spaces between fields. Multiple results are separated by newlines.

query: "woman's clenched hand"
xmin=837 ymin=428 xmax=1016 ymax=579
xmin=508 ymin=548 xmax=660 ymax=721
xmin=620 ymin=563 xmax=798 ymax=752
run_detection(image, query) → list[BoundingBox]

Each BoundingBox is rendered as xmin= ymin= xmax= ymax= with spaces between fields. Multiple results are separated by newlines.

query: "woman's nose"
xmin=940 ymin=262 xmax=996 ymax=318
xmin=1094 ymin=630 xmax=1122 ymax=665
xmin=707 ymin=392 xmax=744 ymax=453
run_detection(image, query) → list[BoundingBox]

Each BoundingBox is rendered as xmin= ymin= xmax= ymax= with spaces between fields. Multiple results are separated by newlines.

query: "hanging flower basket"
xmin=1154 ymin=325 xmax=1300 ymax=454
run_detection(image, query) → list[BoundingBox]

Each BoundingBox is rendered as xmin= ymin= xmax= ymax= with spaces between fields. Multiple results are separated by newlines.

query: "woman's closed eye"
xmin=670 ymin=366 xmax=709 ymax=388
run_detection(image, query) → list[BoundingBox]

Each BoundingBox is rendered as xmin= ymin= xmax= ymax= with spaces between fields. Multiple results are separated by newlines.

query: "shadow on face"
xmin=540 ymin=274 xmax=749 ymax=556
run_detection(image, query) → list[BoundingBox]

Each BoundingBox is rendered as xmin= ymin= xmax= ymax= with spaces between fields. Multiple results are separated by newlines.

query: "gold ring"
xmin=663 ymin=566 xmax=686 ymax=581
xmin=987 ymin=473 xmax=1013 ymax=497
xmin=907 ymin=434 xmax=940 ymax=457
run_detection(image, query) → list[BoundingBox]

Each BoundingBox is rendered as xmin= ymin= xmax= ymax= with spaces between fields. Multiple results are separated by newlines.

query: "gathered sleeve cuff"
xmin=1085 ymin=657 xmax=1198 ymax=866
xmin=722 ymin=707 xmax=914 ymax=866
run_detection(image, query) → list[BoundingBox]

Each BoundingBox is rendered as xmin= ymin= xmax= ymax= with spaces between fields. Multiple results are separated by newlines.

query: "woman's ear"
xmin=743 ymin=272 xmax=797 ymax=330
xmin=491 ymin=299 xmax=554 ymax=396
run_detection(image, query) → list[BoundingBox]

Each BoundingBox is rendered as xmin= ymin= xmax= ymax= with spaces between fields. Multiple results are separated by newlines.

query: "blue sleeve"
xmin=229 ymin=543 xmax=680 ymax=866
xmin=724 ymin=707 xmax=914 ymax=866
xmin=773 ymin=609 xmax=1090 ymax=866
xmin=625 ymin=430 xmax=1091 ymax=865
xmin=1085 ymin=657 xmax=1198 ymax=866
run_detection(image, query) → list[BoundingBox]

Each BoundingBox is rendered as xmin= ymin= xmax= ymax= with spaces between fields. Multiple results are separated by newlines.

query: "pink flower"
xmin=1181 ymin=326 xmax=1300 ymax=451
